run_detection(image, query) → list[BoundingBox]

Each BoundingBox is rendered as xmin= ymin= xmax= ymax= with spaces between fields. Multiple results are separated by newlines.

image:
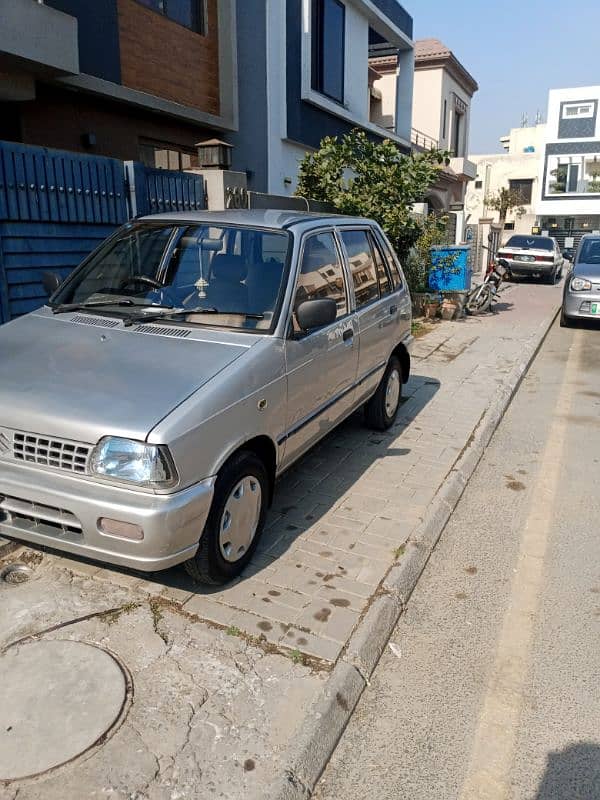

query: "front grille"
xmin=0 ymin=495 xmax=82 ymax=535
xmin=13 ymin=433 xmax=91 ymax=473
xmin=0 ymin=431 xmax=9 ymax=455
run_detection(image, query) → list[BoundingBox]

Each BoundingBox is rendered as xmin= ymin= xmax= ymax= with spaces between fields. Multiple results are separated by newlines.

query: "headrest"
xmin=211 ymin=254 xmax=247 ymax=283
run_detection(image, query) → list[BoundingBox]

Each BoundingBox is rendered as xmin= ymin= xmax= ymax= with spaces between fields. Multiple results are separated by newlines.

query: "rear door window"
xmin=340 ymin=229 xmax=380 ymax=308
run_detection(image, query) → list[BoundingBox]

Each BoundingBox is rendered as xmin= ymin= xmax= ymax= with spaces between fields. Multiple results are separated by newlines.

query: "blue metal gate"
xmin=0 ymin=141 xmax=205 ymax=323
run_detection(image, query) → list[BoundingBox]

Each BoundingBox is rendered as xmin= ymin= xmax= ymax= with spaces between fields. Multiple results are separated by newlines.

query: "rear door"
xmin=338 ymin=227 xmax=396 ymax=401
xmin=281 ymin=229 xmax=359 ymax=469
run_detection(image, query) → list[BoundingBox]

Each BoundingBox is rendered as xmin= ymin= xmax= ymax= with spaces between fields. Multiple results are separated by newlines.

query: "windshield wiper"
xmin=51 ymin=299 xmax=138 ymax=315
xmin=122 ymin=306 xmax=264 ymax=327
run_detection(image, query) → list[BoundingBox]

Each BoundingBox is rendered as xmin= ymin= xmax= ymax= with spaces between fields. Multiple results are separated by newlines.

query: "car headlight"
xmin=89 ymin=437 xmax=178 ymax=489
xmin=571 ymin=277 xmax=592 ymax=291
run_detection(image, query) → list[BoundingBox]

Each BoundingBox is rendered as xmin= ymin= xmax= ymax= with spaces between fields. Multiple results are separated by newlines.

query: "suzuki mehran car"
xmin=0 ymin=211 xmax=412 ymax=584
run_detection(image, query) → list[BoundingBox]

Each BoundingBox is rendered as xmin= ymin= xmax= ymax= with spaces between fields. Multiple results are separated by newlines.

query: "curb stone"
xmin=266 ymin=303 xmax=560 ymax=800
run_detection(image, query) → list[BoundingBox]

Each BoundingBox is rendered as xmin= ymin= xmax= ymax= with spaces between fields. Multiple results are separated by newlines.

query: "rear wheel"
xmin=184 ymin=451 xmax=268 ymax=585
xmin=365 ymin=356 xmax=402 ymax=431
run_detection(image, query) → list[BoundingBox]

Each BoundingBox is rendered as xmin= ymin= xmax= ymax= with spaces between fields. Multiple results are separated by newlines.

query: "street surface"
xmin=315 ymin=317 xmax=600 ymax=800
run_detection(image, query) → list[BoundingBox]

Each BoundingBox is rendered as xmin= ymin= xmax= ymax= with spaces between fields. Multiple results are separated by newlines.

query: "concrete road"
xmin=315 ymin=317 xmax=600 ymax=800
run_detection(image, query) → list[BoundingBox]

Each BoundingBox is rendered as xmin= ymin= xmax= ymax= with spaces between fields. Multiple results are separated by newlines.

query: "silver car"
xmin=561 ymin=234 xmax=600 ymax=327
xmin=0 ymin=211 xmax=412 ymax=584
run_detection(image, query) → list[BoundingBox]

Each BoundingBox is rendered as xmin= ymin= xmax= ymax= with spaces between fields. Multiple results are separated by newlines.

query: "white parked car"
xmin=497 ymin=234 xmax=564 ymax=284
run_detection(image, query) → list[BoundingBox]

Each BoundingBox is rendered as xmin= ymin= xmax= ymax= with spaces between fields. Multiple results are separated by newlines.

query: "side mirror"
xmin=562 ymin=250 xmax=571 ymax=260
xmin=42 ymin=271 xmax=62 ymax=296
xmin=295 ymin=298 xmax=337 ymax=331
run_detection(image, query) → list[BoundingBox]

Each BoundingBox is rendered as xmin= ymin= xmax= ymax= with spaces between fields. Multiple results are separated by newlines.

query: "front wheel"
xmin=466 ymin=283 xmax=492 ymax=315
xmin=365 ymin=356 xmax=402 ymax=431
xmin=184 ymin=451 xmax=268 ymax=585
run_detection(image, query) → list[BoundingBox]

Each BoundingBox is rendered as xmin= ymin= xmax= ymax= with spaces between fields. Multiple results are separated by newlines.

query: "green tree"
xmin=296 ymin=129 xmax=450 ymax=262
xmin=484 ymin=187 xmax=526 ymax=224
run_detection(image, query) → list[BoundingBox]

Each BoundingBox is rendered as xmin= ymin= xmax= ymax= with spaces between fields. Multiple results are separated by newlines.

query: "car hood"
xmin=574 ymin=262 xmax=600 ymax=280
xmin=0 ymin=311 xmax=252 ymax=444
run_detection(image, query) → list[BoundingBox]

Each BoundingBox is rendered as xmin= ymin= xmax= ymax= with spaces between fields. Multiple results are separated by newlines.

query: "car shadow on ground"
xmin=533 ymin=742 xmax=600 ymax=800
xmin=11 ymin=372 xmax=440 ymax=595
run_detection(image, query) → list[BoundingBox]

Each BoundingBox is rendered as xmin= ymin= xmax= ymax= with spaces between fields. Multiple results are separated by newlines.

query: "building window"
xmin=547 ymin=154 xmax=600 ymax=195
xmin=139 ymin=140 xmax=199 ymax=171
xmin=562 ymin=102 xmax=594 ymax=119
xmin=442 ymin=99 xmax=447 ymax=139
xmin=503 ymin=222 xmax=515 ymax=231
xmin=475 ymin=179 xmax=483 ymax=189
xmin=311 ymin=0 xmax=345 ymax=104
xmin=136 ymin=0 xmax=206 ymax=34
xmin=509 ymin=178 xmax=533 ymax=204
xmin=451 ymin=111 xmax=463 ymax=156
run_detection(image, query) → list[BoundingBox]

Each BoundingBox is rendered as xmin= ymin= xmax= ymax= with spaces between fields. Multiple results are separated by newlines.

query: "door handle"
xmin=389 ymin=305 xmax=398 ymax=315
xmin=343 ymin=328 xmax=354 ymax=342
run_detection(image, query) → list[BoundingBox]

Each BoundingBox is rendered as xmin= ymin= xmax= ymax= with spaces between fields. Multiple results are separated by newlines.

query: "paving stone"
xmin=294 ymin=600 xmax=360 ymax=644
xmin=279 ymin=626 xmax=342 ymax=661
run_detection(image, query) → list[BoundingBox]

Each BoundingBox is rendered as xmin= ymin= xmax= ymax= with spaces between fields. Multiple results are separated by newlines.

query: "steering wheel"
xmin=119 ymin=275 xmax=163 ymax=291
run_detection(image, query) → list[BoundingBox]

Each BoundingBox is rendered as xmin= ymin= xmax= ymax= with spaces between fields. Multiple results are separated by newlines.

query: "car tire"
xmin=184 ymin=451 xmax=268 ymax=585
xmin=365 ymin=355 xmax=402 ymax=431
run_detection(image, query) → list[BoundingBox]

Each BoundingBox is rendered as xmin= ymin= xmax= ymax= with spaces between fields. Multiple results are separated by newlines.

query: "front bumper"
xmin=0 ymin=460 xmax=215 ymax=571
xmin=563 ymin=290 xmax=600 ymax=320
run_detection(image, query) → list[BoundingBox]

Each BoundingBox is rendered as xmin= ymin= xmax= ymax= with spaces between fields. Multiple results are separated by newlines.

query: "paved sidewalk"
xmin=0 ymin=280 xmax=560 ymax=800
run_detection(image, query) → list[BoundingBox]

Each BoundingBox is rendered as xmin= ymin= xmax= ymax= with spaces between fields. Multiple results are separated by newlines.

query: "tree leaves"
xmin=296 ymin=129 xmax=451 ymax=262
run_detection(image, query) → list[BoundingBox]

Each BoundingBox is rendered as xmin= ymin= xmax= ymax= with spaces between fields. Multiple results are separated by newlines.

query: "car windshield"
xmin=52 ymin=222 xmax=291 ymax=331
xmin=505 ymin=235 xmax=553 ymax=251
xmin=578 ymin=238 xmax=600 ymax=264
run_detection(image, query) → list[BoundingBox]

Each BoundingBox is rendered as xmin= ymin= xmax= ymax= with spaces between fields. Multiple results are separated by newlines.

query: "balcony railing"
xmin=411 ymin=128 xmax=439 ymax=151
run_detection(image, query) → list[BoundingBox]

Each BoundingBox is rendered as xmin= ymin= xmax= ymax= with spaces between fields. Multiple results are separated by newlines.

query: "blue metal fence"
xmin=0 ymin=141 xmax=205 ymax=322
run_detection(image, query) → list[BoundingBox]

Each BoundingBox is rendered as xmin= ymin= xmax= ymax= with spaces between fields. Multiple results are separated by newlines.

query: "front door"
xmin=281 ymin=230 xmax=358 ymax=469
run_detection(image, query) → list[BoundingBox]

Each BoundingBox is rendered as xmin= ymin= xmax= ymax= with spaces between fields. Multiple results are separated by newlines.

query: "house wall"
xmin=537 ymin=85 xmax=600 ymax=218
xmin=411 ymin=68 xmax=443 ymax=143
xmin=465 ymin=152 xmax=540 ymax=239
xmin=17 ymin=84 xmax=217 ymax=162
xmin=117 ymin=0 xmax=220 ymax=115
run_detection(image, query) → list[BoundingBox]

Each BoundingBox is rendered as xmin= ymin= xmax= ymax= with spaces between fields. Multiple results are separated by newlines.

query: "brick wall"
xmin=117 ymin=0 xmax=220 ymax=115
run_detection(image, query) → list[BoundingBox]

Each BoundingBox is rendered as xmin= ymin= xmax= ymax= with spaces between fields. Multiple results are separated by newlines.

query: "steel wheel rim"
xmin=385 ymin=368 xmax=401 ymax=417
xmin=219 ymin=476 xmax=262 ymax=563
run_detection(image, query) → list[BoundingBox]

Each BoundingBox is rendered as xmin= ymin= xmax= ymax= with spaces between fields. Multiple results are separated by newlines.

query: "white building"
xmin=465 ymin=124 xmax=546 ymax=239
xmin=535 ymin=85 xmax=600 ymax=245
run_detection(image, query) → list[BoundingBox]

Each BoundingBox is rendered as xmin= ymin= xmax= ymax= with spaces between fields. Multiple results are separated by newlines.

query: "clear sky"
xmin=406 ymin=0 xmax=600 ymax=155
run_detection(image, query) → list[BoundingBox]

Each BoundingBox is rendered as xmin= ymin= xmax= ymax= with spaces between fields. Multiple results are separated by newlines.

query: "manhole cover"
xmin=1 ymin=563 xmax=33 ymax=585
xmin=0 ymin=640 xmax=130 ymax=781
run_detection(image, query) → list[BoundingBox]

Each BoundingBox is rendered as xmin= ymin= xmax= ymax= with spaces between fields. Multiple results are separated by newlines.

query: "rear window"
xmin=578 ymin=238 xmax=600 ymax=264
xmin=505 ymin=235 xmax=553 ymax=251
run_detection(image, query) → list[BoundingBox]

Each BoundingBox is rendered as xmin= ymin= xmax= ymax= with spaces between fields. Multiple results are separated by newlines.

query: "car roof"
xmin=136 ymin=209 xmax=376 ymax=231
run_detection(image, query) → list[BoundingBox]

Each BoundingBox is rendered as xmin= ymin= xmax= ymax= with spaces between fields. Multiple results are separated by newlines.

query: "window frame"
xmin=337 ymin=226 xmax=382 ymax=311
xmin=562 ymin=102 xmax=594 ymax=119
xmin=508 ymin=178 xmax=534 ymax=205
xmin=311 ymin=0 xmax=346 ymax=105
xmin=288 ymin=227 xmax=351 ymax=339
xmin=134 ymin=0 xmax=207 ymax=36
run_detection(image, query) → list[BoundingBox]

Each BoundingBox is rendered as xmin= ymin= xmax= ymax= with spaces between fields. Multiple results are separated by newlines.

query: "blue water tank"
xmin=428 ymin=245 xmax=472 ymax=291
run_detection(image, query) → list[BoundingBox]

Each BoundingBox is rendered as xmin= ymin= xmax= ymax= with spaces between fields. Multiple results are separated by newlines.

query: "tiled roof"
xmin=414 ymin=38 xmax=478 ymax=95
xmin=415 ymin=38 xmax=452 ymax=59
